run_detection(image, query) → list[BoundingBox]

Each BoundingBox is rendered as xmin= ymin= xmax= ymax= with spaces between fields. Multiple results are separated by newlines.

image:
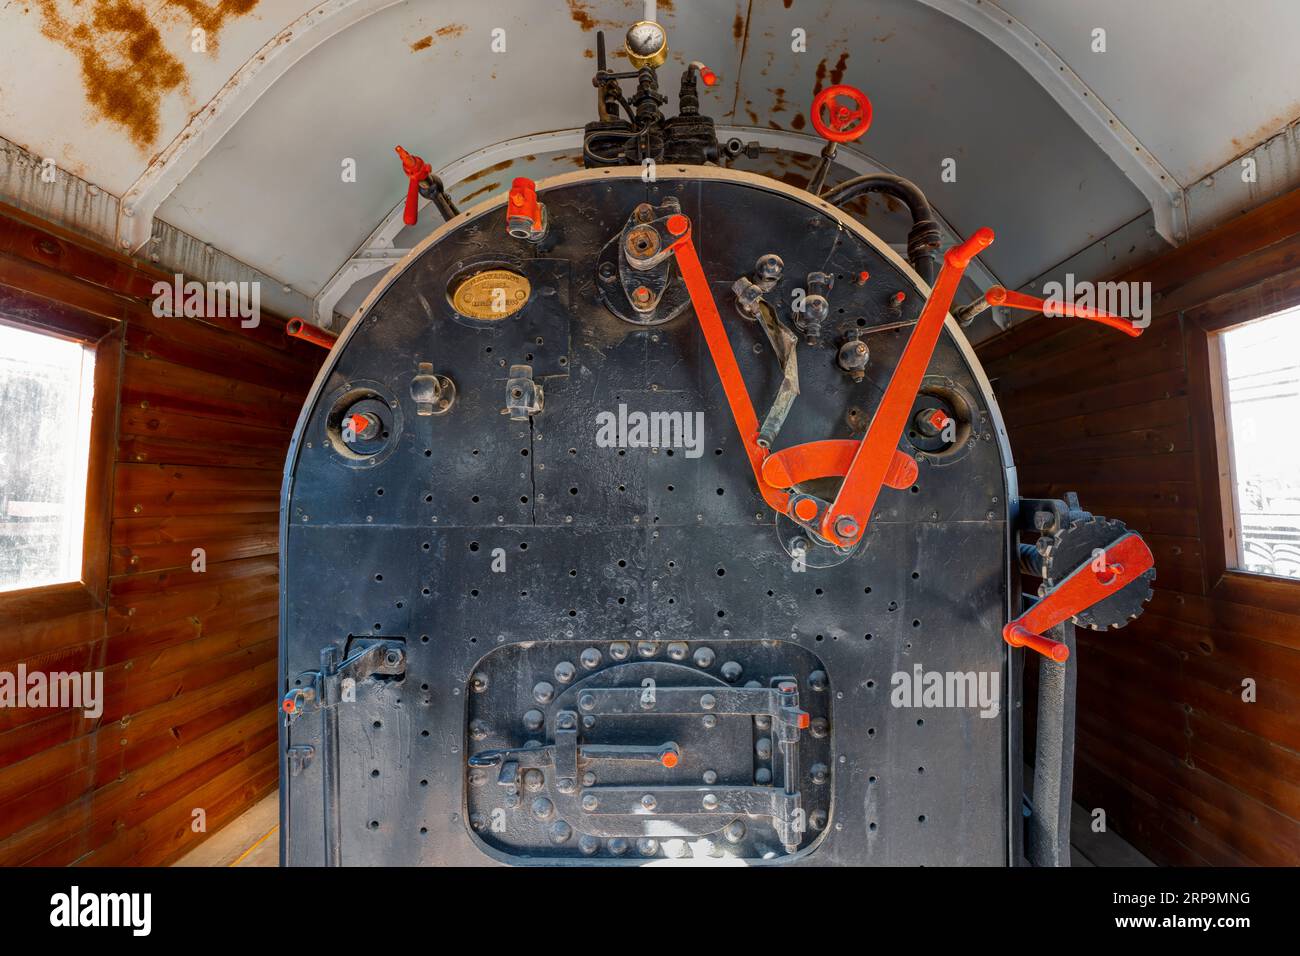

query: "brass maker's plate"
xmin=451 ymin=269 xmax=531 ymax=320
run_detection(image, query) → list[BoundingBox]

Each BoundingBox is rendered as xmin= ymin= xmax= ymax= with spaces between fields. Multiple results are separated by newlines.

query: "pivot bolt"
xmin=834 ymin=516 xmax=859 ymax=540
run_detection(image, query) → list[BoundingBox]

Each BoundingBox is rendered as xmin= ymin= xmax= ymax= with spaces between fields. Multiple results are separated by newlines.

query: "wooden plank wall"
xmin=0 ymin=208 xmax=322 ymax=865
xmin=978 ymin=188 xmax=1300 ymax=866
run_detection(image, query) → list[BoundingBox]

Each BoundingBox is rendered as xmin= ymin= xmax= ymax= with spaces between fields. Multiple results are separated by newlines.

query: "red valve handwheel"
xmin=811 ymin=84 xmax=872 ymax=143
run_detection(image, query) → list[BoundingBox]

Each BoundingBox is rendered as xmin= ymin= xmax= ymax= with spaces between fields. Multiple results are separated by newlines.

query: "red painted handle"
xmin=395 ymin=145 xmax=432 ymax=227
xmin=286 ymin=317 xmax=337 ymax=349
xmin=666 ymin=214 xmax=791 ymax=515
xmin=1003 ymin=533 xmax=1155 ymax=661
xmin=986 ymin=286 xmax=1143 ymax=337
xmin=820 ymin=228 xmax=995 ymax=547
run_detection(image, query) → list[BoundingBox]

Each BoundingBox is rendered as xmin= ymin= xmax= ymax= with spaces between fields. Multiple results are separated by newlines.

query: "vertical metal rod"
xmin=320 ymin=644 xmax=343 ymax=867
xmin=1027 ymin=622 xmax=1076 ymax=866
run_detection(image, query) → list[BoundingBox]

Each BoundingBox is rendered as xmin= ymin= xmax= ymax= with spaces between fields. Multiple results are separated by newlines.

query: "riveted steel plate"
xmin=280 ymin=168 xmax=1019 ymax=867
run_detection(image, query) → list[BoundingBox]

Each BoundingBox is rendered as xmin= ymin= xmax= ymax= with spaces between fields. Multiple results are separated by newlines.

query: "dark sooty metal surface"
xmin=280 ymin=170 xmax=1018 ymax=866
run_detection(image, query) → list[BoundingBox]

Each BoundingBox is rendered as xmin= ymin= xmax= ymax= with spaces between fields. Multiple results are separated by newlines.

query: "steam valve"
xmin=507 ymin=177 xmax=547 ymax=243
xmin=837 ymin=337 xmax=869 ymax=382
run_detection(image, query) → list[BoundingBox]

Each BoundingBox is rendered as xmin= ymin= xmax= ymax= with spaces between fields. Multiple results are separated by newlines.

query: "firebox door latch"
xmin=468 ymin=678 xmax=812 ymax=855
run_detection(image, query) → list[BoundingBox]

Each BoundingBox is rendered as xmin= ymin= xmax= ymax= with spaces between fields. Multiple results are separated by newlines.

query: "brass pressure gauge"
xmin=625 ymin=20 xmax=668 ymax=69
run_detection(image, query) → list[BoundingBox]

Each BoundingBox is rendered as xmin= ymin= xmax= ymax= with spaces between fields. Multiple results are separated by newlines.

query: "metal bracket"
xmin=917 ymin=0 xmax=1187 ymax=244
xmin=506 ymin=364 xmax=544 ymax=420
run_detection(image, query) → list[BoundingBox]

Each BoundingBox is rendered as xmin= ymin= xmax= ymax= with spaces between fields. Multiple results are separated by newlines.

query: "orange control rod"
xmin=986 ymin=286 xmax=1143 ymax=338
xmin=1004 ymin=533 xmax=1154 ymax=662
xmin=665 ymin=214 xmax=791 ymax=514
xmin=821 ymin=227 xmax=995 ymax=547
xmin=286 ymin=317 xmax=338 ymax=349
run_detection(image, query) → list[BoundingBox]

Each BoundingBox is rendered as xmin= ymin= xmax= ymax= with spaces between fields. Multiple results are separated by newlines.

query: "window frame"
xmin=0 ymin=255 xmax=123 ymax=626
xmin=1186 ymin=268 xmax=1300 ymax=614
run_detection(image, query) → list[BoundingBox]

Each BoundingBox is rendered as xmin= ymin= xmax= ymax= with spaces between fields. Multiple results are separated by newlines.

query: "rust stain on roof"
xmin=566 ymin=0 xmax=603 ymax=32
xmin=166 ymin=0 xmax=258 ymax=38
xmin=829 ymin=51 xmax=850 ymax=85
xmin=732 ymin=12 xmax=745 ymax=41
xmin=410 ymin=24 xmax=464 ymax=52
xmin=461 ymin=158 xmax=514 ymax=184
xmin=812 ymin=51 xmax=850 ymax=95
xmin=30 ymin=0 xmax=259 ymax=152
xmin=460 ymin=181 xmax=500 ymax=203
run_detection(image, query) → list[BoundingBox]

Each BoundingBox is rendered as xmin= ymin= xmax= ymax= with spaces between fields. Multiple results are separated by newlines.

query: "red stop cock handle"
xmin=811 ymin=84 xmax=873 ymax=143
xmin=395 ymin=145 xmax=432 ymax=227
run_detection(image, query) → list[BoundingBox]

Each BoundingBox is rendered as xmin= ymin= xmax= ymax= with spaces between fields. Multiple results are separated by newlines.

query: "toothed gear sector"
xmin=1039 ymin=517 xmax=1156 ymax=630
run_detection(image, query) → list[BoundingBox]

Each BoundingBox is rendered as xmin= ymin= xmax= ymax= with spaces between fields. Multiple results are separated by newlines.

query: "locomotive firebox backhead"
xmin=278 ymin=17 xmax=1153 ymax=867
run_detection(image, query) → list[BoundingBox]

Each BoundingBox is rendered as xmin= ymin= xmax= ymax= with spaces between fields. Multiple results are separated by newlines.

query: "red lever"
xmin=395 ymin=145 xmax=431 ymax=227
xmin=1004 ymin=533 xmax=1155 ymax=662
xmin=666 ymin=214 xmax=791 ymax=514
xmin=820 ymin=228 xmax=995 ymax=547
xmin=811 ymin=84 xmax=873 ymax=143
xmin=761 ymin=441 xmax=918 ymax=492
xmin=985 ymin=286 xmax=1143 ymax=337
